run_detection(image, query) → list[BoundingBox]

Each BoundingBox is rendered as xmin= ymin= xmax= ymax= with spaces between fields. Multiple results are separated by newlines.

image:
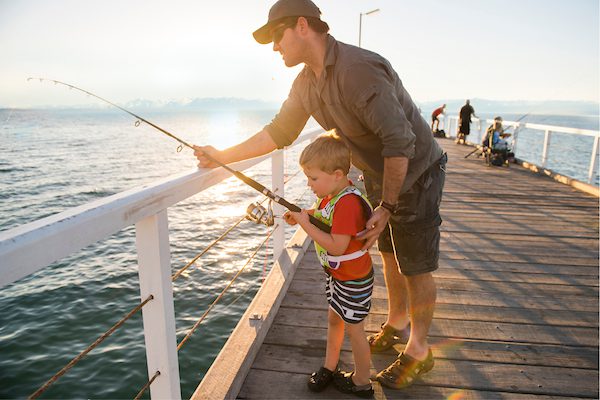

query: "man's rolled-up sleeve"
xmin=342 ymin=62 xmax=416 ymax=159
xmin=264 ymin=75 xmax=310 ymax=149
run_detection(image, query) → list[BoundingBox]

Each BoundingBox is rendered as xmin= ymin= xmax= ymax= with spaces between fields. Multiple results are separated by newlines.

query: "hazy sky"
xmin=1 ymin=0 xmax=598 ymax=108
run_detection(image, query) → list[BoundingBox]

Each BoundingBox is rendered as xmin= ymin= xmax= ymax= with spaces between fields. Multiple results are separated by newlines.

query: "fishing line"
xmin=28 ymin=77 xmax=331 ymax=233
xmin=3 ymin=108 xmax=14 ymax=124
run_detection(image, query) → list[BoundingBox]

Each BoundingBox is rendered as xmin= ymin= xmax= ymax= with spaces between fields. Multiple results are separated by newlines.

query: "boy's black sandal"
xmin=307 ymin=366 xmax=339 ymax=392
xmin=333 ymin=371 xmax=374 ymax=398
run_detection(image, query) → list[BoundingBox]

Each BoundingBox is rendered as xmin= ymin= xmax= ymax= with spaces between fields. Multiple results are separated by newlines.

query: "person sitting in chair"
xmin=483 ymin=116 xmax=514 ymax=166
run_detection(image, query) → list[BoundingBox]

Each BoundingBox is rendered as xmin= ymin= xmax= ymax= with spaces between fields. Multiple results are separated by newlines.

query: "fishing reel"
xmin=245 ymin=200 xmax=275 ymax=227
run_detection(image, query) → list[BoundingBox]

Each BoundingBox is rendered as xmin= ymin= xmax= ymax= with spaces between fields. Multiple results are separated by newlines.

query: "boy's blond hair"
xmin=299 ymin=131 xmax=351 ymax=174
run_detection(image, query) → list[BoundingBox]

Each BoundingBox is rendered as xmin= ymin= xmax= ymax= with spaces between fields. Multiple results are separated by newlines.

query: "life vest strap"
xmin=326 ymin=249 xmax=367 ymax=263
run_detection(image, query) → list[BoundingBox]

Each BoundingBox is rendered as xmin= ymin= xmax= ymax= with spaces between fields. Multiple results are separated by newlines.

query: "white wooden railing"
xmin=443 ymin=115 xmax=599 ymax=185
xmin=0 ymin=126 xmax=325 ymax=399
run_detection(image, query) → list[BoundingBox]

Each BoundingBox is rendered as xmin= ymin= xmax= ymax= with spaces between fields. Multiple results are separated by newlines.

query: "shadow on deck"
xmin=202 ymin=139 xmax=600 ymax=399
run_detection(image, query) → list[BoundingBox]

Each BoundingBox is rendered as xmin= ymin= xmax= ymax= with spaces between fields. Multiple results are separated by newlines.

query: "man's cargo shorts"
xmin=363 ymin=153 xmax=447 ymax=276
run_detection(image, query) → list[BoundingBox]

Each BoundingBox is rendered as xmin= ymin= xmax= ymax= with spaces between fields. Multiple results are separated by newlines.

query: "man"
xmin=193 ymin=0 xmax=446 ymax=390
xmin=431 ymin=103 xmax=446 ymax=133
xmin=457 ymin=99 xmax=478 ymax=144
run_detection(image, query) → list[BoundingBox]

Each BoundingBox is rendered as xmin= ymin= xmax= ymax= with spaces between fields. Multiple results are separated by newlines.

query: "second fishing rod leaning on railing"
xmin=442 ymin=115 xmax=599 ymax=185
xmin=0 ymin=126 xmax=326 ymax=399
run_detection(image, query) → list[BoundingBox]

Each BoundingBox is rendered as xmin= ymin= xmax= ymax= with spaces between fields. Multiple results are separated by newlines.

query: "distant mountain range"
xmin=124 ymin=97 xmax=280 ymax=111
xmin=3 ymin=97 xmax=598 ymax=115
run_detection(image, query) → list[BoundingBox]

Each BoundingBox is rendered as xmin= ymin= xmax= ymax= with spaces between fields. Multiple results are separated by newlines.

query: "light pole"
xmin=358 ymin=8 xmax=380 ymax=48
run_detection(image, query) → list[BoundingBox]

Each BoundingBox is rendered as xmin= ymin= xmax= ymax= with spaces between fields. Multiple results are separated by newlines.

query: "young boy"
xmin=283 ymin=132 xmax=374 ymax=398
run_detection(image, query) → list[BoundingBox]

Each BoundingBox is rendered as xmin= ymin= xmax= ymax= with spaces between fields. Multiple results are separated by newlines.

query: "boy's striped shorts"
xmin=326 ymin=269 xmax=374 ymax=324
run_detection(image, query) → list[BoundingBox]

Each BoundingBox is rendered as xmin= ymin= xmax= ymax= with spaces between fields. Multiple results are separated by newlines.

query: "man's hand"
xmin=357 ymin=206 xmax=392 ymax=250
xmin=193 ymin=145 xmax=223 ymax=168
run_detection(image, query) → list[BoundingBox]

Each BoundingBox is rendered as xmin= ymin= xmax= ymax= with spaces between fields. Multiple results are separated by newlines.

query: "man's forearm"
xmin=221 ymin=129 xmax=278 ymax=163
xmin=382 ymin=156 xmax=409 ymax=204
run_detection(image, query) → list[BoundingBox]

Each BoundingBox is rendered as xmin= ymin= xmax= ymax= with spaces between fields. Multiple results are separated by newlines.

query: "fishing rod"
xmin=28 ymin=77 xmax=331 ymax=233
xmin=464 ymin=112 xmax=530 ymax=159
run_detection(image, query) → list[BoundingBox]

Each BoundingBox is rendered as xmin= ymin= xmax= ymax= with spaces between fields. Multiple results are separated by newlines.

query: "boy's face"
xmin=302 ymin=165 xmax=343 ymax=198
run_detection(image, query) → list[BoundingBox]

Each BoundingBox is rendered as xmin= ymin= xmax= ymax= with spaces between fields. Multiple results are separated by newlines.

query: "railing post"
xmin=512 ymin=123 xmax=521 ymax=156
xmin=442 ymin=114 xmax=450 ymax=137
xmin=135 ymin=210 xmax=181 ymax=400
xmin=271 ymin=150 xmax=285 ymax=260
xmin=448 ymin=117 xmax=458 ymax=137
xmin=588 ymin=135 xmax=599 ymax=184
xmin=479 ymin=119 xmax=487 ymax=144
xmin=452 ymin=116 xmax=457 ymax=138
xmin=541 ymin=130 xmax=551 ymax=168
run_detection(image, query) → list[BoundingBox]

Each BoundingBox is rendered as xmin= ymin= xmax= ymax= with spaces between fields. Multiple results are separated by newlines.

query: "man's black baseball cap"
xmin=253 ymin=0 xmax=323 ymax=44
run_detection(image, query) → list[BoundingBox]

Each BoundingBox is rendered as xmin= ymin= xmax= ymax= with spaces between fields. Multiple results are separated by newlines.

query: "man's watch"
xmin=379 ymin=200 xmax=397 ymax=215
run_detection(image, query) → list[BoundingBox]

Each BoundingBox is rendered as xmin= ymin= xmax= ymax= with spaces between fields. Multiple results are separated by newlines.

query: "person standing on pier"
xmin=283 ymin=132 xmax=375 ymax=397
xmin=457 ymin=99 xmax=478 ymax=144
xmin=193 ymin=0 xmax=447 ymax=391
xmin=431 ymin=104 xmax=446 ymax=133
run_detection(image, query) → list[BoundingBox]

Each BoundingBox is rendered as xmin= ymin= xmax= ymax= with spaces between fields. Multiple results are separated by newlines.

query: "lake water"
xmin=0 ymin=108 xmax=597 ymax=398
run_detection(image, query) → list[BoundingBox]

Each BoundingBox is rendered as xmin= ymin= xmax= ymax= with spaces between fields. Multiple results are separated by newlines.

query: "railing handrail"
xmin=448 ymin=115 xmax=599 ymax=137
xmin=0 ymin=156 xmax=275 ymax=289
xmin=0 ymin=127 xmax=323 ymax=289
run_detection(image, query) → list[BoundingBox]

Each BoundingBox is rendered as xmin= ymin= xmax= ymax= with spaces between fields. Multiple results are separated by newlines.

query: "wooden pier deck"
xmin=204 ymin=140 xmax=599 ymax=399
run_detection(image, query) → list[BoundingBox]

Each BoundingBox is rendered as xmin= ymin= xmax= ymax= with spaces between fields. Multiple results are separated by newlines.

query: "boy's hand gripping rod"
xmin=29 ymin=77 xmax=331 ymax=233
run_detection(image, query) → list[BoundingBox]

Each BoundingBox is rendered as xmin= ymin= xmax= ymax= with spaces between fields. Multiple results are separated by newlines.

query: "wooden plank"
xmin=440 ymin=210 xmax=599 ymax=220
xmin=249 ymin=344 xmax=599 ymax=398
xmin=440 ymin=224 xmax=598 ymax=237
xmin=441 ymin=197 xmax=597 ymax=208
xmin=442 ymin=207 xmax=599 ymax=216
xmin=441 ymin=206 xmax=598 ymax=216
xmin=436 ymin=267 xmax=598 ymax=285
xmin=436 ymin=259 xmax=599 ymax=276
xmin=442 ymin=196 xmax=599 ymax=207
xmin=280 ymin=298 xmax=598 ymax=329
xmin=272 ymin=306 xmax=598 ymax=347
xmin=440 ymin=229 xmax=597 ymax=239
xmin=441 ymin=190 xmax=598 ymax=200
xmin=439 ymin=251 xmax=599 ymax=266
xmin=282 ymin=288 xmax=599 ymax=313
xmin=239 ymin=369 xmax=587 ymax=399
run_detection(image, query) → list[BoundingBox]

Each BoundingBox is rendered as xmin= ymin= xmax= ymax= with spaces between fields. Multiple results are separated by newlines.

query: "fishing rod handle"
xmin=277 ymin=198 xmax=332 ymax=233
xmin=309 ymin=215 xmax=332 ymax=233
